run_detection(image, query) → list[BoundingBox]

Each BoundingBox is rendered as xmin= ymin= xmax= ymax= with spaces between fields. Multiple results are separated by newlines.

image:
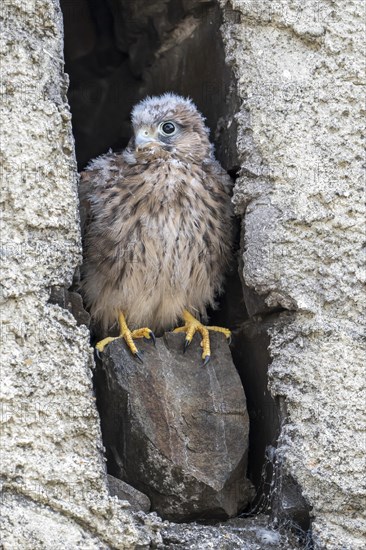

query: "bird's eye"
xmin=159 ymin=121 xmax=177 ymax=136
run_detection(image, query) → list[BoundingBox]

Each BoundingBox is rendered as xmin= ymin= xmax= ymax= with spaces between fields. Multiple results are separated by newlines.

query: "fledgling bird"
xmin=80 ymin=93 xmax=233 ymax=364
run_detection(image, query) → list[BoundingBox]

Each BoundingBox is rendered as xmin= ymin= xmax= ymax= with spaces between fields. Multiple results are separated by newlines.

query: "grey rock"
xmin=159 ymin=515 xmax=304 ymax=549
xmin=96 ymin=332 xmax=253 ymax=521
xmin=48 ymin=286 xmax=90 ymax=327
xmin=107 ymin=474 xmax=151 ymax=513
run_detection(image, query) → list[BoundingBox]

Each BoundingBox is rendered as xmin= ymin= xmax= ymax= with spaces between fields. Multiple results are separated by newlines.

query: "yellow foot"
xmin=173 ymin=310 xmax=231 ymax=366
xmin=95 ymin=313 xmax=155 ymax=363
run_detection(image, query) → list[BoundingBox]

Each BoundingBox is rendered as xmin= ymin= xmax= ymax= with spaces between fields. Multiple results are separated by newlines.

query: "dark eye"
xmin=159 ymin=121 xmax=177 ymax=136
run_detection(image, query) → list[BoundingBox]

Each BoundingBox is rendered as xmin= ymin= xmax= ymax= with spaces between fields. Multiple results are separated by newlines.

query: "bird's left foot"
xmin=95 ymin=313 xmax=155 ymax=362
xmin=173 ymin=310 xmax=231 ymax=366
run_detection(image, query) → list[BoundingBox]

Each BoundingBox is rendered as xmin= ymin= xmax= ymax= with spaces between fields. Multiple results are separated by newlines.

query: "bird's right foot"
xmin=173 ymin=309 xmax=231 ymax=366
xmin=95 ymin=313 xmax=155 ymax=362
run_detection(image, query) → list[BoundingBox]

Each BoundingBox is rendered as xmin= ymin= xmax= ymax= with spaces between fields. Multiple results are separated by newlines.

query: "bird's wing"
xmin=78 ymin=150 xmax=132 ymax=237
xmin=204 ymin=158 xmax=234 ymax=195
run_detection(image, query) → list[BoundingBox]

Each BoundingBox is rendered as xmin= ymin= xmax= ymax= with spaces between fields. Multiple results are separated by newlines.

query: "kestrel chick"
xmin=80 ymin=93 xmax=233 ymax=364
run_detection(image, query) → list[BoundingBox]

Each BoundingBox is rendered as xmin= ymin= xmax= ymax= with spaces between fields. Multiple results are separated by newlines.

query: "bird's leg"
xmin=95 ymin=312 xmax=155 ymax=362
xmin=173 ymin=309 xmax=231 ymax=366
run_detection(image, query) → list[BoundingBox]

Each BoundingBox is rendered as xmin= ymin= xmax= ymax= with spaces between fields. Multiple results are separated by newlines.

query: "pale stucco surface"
xmin=0 ymin=1 xmax=162 ymax=548
xmin=220 ymin=1 xmax=365 ymax=548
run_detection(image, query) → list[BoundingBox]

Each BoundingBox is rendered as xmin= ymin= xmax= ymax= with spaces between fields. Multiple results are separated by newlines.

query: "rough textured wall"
xmin=0 ymin=1 xmax=161 ymax=547
xmin=220 ymin=0 xmax=365 ymax=548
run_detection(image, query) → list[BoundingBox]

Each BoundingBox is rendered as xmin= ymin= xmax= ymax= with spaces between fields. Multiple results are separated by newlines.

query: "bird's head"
xmin=129 ymin=93 xmax=213 ymax=162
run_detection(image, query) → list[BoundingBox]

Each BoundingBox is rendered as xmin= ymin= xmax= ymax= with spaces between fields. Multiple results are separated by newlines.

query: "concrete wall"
xmin=220 ymin=0 xmax=365 ymax=547
xmin=0 ymin=1 xmax=161 ymax=547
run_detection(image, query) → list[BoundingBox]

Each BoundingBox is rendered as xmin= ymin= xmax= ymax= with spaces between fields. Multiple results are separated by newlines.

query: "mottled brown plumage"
xmin=80 ymin=93 xmax=233 ymax=342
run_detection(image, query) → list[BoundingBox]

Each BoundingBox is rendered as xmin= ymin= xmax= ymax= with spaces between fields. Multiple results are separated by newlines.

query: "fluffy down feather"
xmin=80 ymin=94 xmax=233 ymax=333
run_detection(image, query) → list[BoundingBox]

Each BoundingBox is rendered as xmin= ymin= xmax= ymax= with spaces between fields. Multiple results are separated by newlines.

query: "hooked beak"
xmin=135 ymin=127 xmax=159 ymax=149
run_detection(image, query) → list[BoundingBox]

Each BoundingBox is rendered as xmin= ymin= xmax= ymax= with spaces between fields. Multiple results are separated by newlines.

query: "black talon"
xmin=95 ymin=348 xmax=102 ymax=360
xmin=203 ymin=355 xmax=210 ymax=367
xmin=149 ymin=331 xmax=156 ymax=346
xmin=183 ymin=339 xmax=191 ymax=354
xmin=134 ymin=350 xmax=144 ymax=364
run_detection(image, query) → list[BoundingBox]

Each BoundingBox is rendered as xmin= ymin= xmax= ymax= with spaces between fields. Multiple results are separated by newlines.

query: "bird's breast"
xmin=142 ymin=159 xmax=206 ymax=208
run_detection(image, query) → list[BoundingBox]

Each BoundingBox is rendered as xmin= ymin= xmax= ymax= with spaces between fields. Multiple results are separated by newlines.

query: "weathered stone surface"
xmin=107 ymin=474 xmax=151 ymax=513
xmin=160 ymin=515 xmax=303 ymax=549
xmin=221 ymin=0 xmax=366 ymax=547
xmin=0 ymin=1 xmax=162 ymax=548
xmin=48 ymin=285 xmax=90 ymax=327
xmin=96 ymin=332 xmax=253 ymax=521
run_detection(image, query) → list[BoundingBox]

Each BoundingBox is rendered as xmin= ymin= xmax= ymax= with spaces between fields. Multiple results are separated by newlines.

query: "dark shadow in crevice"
xmin=62 ymin=0 xmax=240 ymax=172
xmin=60 ymin=0 xmax=309 ymax=539
xmin=61 ymin=0 xmax=271 ymax=510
